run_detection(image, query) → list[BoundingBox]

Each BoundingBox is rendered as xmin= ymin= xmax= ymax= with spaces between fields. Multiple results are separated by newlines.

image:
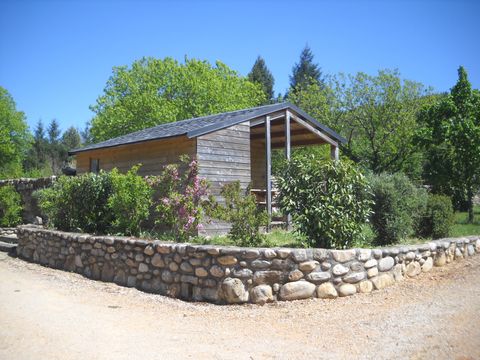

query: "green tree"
xmin=24 ymin=120 xmax=49 ymax=175
xmin=289 ymin=45 xmax=323 ymax=92
xmin=61 ymin=126 xmax=82 ymax=168
xmin=46 ymin=119 xmax=63 ymax=174
xmin=248 ymin=56 xmax=274 ymax=102
xmin=418 ymin=66 xmax=480 ymax=222
xmin=62 ymin=126 xmax=81 ymax=151
xmin=0 ymin=86 xmax=30 ymax=178
xmin=90 ymin=57 xmax=266 ymax=142
xmin=331 ymin=69 xmax=429 ymax=177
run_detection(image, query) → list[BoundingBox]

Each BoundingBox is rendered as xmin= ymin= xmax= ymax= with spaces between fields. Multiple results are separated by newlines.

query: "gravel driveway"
xmin=1 ymin=252 xmax=479 ymax=360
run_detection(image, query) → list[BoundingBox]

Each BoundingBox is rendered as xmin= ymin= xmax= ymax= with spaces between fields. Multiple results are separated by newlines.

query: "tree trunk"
xmin=467 ymin=188 xmax=474 ymax=223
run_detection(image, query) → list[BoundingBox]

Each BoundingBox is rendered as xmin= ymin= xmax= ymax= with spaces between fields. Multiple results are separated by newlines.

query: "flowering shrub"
xmin=150 ymin=156 xmax=211 ymax=241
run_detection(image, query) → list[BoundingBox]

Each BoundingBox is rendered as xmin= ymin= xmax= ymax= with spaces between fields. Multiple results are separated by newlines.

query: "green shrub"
xmin=277 ymin=156 xmax=372 ymax=249
xmin=418 ymin=194 xmax=454 ymax=239
xmin=36 ymin=166 xmax=152 ymax=235
xmin=36 ymin=172 xmax=114 ymax=233
xmin=210 ymin=181 xmax=268 ymax=247
xmin=0 ymin=185 xmax=22 ymax=226
xmin=369 ymin=172 xmax=427 ymax=245
xmin=108 ymin=166 xmax=153 ymax=236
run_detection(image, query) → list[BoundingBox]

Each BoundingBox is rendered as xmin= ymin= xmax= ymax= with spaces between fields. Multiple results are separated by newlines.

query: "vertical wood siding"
xmin=197 ymin=122 xmax=252 ymax=235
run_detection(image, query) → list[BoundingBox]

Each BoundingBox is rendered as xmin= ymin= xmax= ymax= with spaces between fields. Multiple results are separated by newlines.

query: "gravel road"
xmin=0 ymin=252 xmax=479 ymax=360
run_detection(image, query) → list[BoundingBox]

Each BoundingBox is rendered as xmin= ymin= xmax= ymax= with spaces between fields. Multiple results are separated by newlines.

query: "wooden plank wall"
xmin=250 ymin=139 xmax=266 ymax=190
xmin=75 ymin=136 xmax=196 ymax=177
xmin=197 ymin=122 xmax=251 ymax=235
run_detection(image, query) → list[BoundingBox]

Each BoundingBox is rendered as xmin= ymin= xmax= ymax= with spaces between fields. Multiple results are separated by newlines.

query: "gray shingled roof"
xmin=70 ymin=102 xmax=346 ymax=154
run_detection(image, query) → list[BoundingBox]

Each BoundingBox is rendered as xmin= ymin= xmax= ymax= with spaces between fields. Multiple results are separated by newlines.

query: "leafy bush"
xmin=210 ymin=181 xmax=268 ymax=247
xmin=36 ymin=166 xmax=152 ymax=235
xmin=418 ymin=194 xmax=454 ymax=239
xmin=277 ymin=156 xmax=372 ymax=249
xmin=0 ymin=185 xmax=22 ymax=226
xmin=108 ymin=166 xmax=153 ymax=235
xmin=36 ymin=172 xmax=114 ymax=233
xmin=150 ymin=156 xmax=211 ymax=241
xmin=369 ymin=172 xmax=428 ymax=245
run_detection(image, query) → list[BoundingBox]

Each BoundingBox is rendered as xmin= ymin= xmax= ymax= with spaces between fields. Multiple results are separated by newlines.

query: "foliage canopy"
xmin=0 ymin=86 xmax=30 ymax=178
xmin=89 ymin=57 xmax=266 ymax=142
xmin=277 ymin=157 xmax=372 ymax=249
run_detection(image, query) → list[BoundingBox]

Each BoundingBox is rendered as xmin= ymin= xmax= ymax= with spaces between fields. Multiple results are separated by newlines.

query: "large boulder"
xmin=279 ymin=281 xmax=316 ymax=301
xmin=221 ymin=277 xmax=249 ymax=304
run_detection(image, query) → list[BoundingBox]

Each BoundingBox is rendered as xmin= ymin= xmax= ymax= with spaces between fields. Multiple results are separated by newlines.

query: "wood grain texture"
xmin=197 ymin=121 xmax=252 ymax=235
xmin=76 ymin=136 xmax=196 ymax=176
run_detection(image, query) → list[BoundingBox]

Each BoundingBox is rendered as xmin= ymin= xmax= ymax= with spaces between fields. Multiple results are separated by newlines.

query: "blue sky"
xmin=1 ymin=0 xmax=479 ymax=133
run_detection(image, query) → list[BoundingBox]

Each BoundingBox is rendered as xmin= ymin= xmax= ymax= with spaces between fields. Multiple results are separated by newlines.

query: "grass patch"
xmin=451 ymin=205 xmax=480 ymax=237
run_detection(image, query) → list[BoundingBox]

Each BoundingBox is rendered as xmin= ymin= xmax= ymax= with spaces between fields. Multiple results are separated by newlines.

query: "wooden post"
xmin=265 ymin=115 xmax=272 ymax=231
xmin=330 ymin=144 xmax=339 ymax=161
xmin=285 ymin=111 xmax=292 ymax=229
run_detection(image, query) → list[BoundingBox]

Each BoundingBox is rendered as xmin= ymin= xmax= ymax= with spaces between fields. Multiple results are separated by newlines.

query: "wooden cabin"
xmin=69 ymin=102 xmax=346 ymax=235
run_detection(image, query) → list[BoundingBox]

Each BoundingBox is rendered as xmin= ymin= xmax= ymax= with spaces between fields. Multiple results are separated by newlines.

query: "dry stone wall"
xmin=0 ymin=227 xmax=17 ymax=237
xmin=0 ymin=177 xmax=56 ymax=223
xmin=16 ymin=226 xmax=480 ymax=305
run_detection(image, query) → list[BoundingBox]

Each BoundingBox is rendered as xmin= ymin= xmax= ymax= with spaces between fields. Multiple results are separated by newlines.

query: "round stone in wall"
xmin=221 ymin=278 xmax=249 ymax=304
xmin=278 ymin=281 xmax=316 ymax=301
xmin=338 ymin=284 xmax=356 ymax=297
xmin=332 ymin=264 xmax=349 ymax=276
xmin=316 ymin=282 xmax=338 ymax=299
xmin=406 ymin=261 xmax=421 ymax=277
xmin=378 ymin=256 xmax=395 ymax=272
xmin=421 ymin=257 xmax=433 ymax=272
xmin=250 ymin=285 xmax=273 ymax=305
xmin=298 ymin=260 xmax=319 ymax=272
xmin=210 ymin=265 xmax=224 ymax=278
xmin=342 ymin=271 xmax=366 ymax=284
xmin=358 ymin=280 xmax=373 ymax=293
xmin=305 ymin=271 xmax=331 ymax=284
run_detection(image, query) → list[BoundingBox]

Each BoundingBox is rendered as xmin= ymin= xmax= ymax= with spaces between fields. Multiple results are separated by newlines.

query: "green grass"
xmin=451 ymin=205 xmax=480 ymax=237
xmin=189 ymin=229 xmax=306 ymax=248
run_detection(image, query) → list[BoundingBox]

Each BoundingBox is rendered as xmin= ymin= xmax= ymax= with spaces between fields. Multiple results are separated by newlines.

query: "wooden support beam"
xmin=271 ymin=138 xmax=326 ymax=148
xmin=285 ymin=110 xmax=292 ymax=229
xmin=265 ymin=115 xmax=272 ymax=231
xmin=290 ymin=114 xmax=338 ymax=147
xmin=250 ymin=112 xmax=285 ymax=127
xmin=250 ymin=128 xmax=311 ymax=140
xmin=330 ymin=144 xmax=339 ymax=161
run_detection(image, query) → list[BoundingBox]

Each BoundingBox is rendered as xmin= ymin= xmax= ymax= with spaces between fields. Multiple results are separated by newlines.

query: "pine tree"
xmin=289 ymin=45 xmax=323 ymax=91
xmin=24 ymin=120 xmax=48 ymax=173
xmin=47 ymin=119 xmax=61 ymax=144
xmin=46 ymin=119 xmax=62 ymax=173
xmin=248 ymin=56 xmax=275 ymax=102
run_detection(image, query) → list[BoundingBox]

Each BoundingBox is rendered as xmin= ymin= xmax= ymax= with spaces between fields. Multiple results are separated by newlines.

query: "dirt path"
xmin=1 ymin=252 xmax=479 ymax=360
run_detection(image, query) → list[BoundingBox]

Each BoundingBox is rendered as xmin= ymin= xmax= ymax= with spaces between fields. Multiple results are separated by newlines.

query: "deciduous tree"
xmin=331 ymin=69 xmax=429 ymax=177
xmin=90 ymin=57 xmax=266 ymax=142
xmin=418 ymin=66 xmax=480 ymax=222
xmin=0 ymin=86 xmax=30 ymax=178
